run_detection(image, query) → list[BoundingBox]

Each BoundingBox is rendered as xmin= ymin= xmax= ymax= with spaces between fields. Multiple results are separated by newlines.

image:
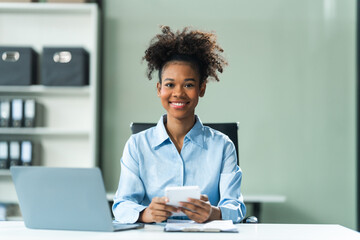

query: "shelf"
xmin=0 ymin=170 xmax=11 ymax=177
xmin=0 ymin=128 xmax=89 ymax=136
xmin=0 ymin=3 xmax=100 ymax=203
xmin=0 ymin=86 xmax=90 ymax=96
xmin=0 ymin=3 xmax=97 ymax=14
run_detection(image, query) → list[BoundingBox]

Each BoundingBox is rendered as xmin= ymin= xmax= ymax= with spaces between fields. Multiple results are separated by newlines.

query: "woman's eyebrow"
xmin=163 ymin=78 xmax=196 ymax=82
xmin=163 ymin=78 xmax=174 ymax=82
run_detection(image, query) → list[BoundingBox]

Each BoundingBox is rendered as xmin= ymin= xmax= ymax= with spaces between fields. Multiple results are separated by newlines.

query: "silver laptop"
xmin=10 ymin=166 xmax=144 ymax=232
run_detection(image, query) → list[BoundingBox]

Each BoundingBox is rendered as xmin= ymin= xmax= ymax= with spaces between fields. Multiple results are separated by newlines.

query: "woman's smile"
xmin=169 ymin=101 xmax=189 ymax=109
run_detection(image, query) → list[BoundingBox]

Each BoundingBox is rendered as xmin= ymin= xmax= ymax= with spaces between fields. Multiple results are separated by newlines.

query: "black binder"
xmin=21 ymin=141 xmax=33 ymax=166
xmin=11 ymin=99 xmax=23 ymax=127
xmin=0 ymin=141 xmax=9 ymax=169
xmin=0 ymin=100 xmax=11 ymax=127
xmin=24 ymin=99 xmax=36 ymax=128
xmin=9 ymin=141 xmax=21 ymax=167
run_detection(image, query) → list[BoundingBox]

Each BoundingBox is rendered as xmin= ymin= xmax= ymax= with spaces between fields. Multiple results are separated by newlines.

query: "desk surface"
xmin=1 ymin=221 xmax=359 ymax=240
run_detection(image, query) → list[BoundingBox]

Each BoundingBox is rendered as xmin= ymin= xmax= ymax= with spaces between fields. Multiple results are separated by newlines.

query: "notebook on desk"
xmin=10 ymin=166 xmax=144 ymax=232
xmin=165 ymin=219 xmax=238 ymax=232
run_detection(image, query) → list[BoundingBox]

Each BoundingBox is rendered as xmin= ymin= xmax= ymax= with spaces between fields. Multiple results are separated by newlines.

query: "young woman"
xmin=113 ymin=26 xmax=246 ymax=224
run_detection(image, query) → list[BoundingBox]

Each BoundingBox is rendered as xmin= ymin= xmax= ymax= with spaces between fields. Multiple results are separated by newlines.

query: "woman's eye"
xmin=185 ymin=84 xmax=194 ymax=88
xmin=165 ymin=83 xmax=174 ymax=88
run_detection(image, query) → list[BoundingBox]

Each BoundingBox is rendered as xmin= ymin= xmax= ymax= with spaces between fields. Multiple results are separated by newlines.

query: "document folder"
xmin=164 ymin=220 xmax=238 ymax=233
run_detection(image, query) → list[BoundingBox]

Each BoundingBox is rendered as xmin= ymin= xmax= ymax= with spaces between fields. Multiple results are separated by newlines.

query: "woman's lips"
xmin=170 ymin=101 xmax=188 ymax=109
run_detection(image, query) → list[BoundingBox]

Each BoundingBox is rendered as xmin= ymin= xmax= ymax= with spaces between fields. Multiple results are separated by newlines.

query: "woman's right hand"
xmin=139 ymin=197 xmax=179 ymax=223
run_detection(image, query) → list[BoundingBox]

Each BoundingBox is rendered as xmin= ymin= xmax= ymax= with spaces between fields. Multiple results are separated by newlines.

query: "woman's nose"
xmin=173 ymin=85 xmax=184 ymax=97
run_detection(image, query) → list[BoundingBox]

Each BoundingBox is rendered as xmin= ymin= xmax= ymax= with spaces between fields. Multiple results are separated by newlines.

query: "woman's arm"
xmin=112 ymin=137 xmax=147 ymax=223
xmin=217 ymin=140 xmax=246 ymax=223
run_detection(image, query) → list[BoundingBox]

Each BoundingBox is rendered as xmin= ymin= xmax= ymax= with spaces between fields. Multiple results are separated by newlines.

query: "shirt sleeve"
xmin=217 ymin=140 xmax=246 ymax=223
xmin=112 ymin=136 xmax=147 ymax=223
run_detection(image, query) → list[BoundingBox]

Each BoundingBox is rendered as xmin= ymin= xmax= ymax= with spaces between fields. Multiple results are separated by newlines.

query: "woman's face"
xmin=157 ymin=61 xmax=206 ymax=122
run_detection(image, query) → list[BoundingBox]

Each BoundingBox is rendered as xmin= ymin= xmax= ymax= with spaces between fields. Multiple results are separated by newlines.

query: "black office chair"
xmin=130 ymin=122 xmax=258 ymax=224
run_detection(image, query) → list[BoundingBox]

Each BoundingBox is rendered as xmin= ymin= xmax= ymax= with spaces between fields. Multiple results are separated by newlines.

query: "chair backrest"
xmin=130 ymin=122 xmax=239 ymax=165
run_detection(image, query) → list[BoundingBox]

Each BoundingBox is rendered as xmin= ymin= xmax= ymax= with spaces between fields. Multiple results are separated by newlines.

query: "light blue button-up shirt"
xmin=113 ymin=115 xmax=246 ymax=223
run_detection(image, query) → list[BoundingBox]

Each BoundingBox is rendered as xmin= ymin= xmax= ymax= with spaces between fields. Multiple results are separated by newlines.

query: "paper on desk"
xmin=164 ymin=220 xmax=238 ymax=232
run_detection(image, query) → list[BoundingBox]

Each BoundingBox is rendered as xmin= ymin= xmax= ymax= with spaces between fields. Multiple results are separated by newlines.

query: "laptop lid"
xmin=11 ymin=166 xmax=114 ymax=232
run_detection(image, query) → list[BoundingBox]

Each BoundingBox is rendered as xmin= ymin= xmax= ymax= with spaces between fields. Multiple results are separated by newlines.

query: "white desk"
xmin=1 ymin=221 xmax=359 ymax=240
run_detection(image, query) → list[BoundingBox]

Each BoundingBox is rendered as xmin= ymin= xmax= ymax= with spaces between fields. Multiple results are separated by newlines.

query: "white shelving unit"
xmin=0 ymin=86 xmax=90 ymax=95
xmin=0 ymin=128 xmax=89 ymax=136
xmin=0 ymin=3 xmax=100 ymax=202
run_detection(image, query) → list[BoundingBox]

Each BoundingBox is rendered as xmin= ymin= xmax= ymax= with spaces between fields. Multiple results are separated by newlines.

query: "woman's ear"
xmin=199 ymin=82 xmax=206 ymax=97
xmin=157 ymin=82 xmax=161 ymax=96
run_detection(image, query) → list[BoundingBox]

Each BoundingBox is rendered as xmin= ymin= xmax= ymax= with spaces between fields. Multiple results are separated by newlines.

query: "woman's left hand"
xmin=179 ymin=195 xmax=221 ymax=223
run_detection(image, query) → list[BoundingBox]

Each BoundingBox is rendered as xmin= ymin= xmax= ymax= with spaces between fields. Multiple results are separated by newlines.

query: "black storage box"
xmin=41 ymin=47 xmax=89 ymax=86
xmin=0 ymin=47 xmax=37 ymax=86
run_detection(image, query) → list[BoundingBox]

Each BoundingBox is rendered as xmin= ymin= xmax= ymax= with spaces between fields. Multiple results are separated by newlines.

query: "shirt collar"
xmin=151 ymin=114 xmax=205 ymax=149
xmin=185 ymin=116 xmax=204 ymax=148
xmin=152 ymin=115 xmax=170 ymax=148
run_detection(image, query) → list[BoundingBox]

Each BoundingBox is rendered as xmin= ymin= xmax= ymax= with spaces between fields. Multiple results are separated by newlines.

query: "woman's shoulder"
xmin=202 ymin=125 xmax=232 ymax=144
xmin=129 ymin=125 xmax=157 ymax=142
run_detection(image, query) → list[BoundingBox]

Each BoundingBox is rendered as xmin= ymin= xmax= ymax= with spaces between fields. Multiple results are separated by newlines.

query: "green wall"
xmin=102 ymin=0 xmax=356 ymax=229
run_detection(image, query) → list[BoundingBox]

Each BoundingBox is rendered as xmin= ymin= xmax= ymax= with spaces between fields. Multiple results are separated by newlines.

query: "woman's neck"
xmin=165 ymin=115 xmax=196 ymax=153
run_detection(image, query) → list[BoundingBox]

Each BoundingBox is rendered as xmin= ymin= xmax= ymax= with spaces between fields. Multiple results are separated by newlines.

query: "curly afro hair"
xmin=143 ymin=26 xmax=228 ymax=86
